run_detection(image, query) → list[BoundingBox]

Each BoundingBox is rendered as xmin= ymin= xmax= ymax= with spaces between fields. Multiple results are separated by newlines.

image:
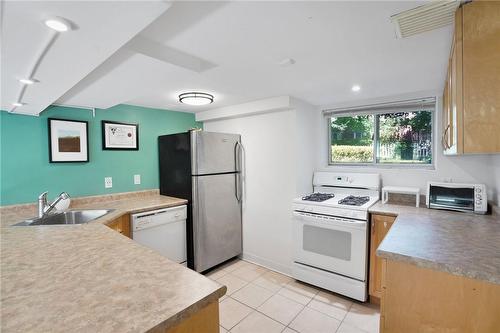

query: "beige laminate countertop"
xmin=0 ymin=194 xmax=226 ymax=333
xmin=371 ymin=202 xmax=500 ymax=285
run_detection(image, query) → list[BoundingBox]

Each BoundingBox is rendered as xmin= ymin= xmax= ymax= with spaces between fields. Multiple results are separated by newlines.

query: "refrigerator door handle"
xmin=235 ymin=141 xmax=244 ymax=202
xmin=235 ymin=173 xmax=241 ymax=202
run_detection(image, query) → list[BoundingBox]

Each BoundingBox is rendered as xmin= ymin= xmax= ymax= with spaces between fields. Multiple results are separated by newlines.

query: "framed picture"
xmin=48 ymin=118 xmax=89 ymax=163
xmin=101 ymin=120 xmax=139 ymax=150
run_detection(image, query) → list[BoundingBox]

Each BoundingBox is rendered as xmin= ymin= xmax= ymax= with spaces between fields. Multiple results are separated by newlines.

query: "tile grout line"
xmin=217 ymin=261 xmax=257 ymax=331
xmin=218 ymin=262 xmax=281 ymax=330
xmin=283 ymin=288 xmax=319 ymax=332
xmin=226 ymin=295 xmax=289 ymax=332
xmin=234 ymin=273 xmax=320 ymax=331
xmin=283 ymin=303 xmax=306 ymax=332
xmin=333 ymin=301 xmax=354 ymax=333
xmin=225 ymin=278 xmax=307 ymax=331
xmin=338 ymin=302 xmax=379 ymax=333
xmin=222 ymin=297 xmax=254 ymax=331
xmin=231 ymin=281 xmax=276 ymax=309
xmin=218 ymin=260 xmax=378 ymax=333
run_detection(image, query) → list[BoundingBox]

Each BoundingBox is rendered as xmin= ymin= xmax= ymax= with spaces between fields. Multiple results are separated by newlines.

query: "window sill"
xmin=327 ymin=163 xmax=435 ymax=170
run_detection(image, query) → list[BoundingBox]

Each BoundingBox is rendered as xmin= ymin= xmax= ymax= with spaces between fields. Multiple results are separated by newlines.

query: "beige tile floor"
xmin=205 ymin=259 xmax=380 ymax=333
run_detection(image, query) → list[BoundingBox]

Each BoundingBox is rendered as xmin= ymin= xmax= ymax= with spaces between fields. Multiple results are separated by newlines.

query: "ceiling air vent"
xmin=391 ymin=0 xmax=461 ymax=38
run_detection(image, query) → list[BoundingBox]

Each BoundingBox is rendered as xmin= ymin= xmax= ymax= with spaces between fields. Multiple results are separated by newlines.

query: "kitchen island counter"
xmin=0 ymin=191 xmax=226 ymax=333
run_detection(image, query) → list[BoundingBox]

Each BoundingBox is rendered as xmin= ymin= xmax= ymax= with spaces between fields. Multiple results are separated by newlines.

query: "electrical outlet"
xmin=104 ymin=177 xmax=112 ymax=188
xmin=134 ymin=174 xmax=141 ymax=185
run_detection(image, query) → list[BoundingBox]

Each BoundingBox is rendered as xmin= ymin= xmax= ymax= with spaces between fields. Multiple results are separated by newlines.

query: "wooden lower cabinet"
xmin=368 ymin=214 xmax=395 ymax=302
xmin=163 ymin=301 xmax=219 ymax=333
xmin=106 ymin=214 xmax=131 ymax=238
xmin=380 ymin=259 xmax=500 ymax=333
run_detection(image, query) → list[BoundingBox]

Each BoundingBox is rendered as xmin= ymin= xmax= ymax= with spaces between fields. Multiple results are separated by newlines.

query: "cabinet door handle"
xmin=443 ymin=125 xmax=451 ymax=149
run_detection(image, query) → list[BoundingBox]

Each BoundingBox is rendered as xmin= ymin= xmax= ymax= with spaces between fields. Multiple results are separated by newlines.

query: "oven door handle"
xmin=293 ymin=211 xmax=366 ymax=228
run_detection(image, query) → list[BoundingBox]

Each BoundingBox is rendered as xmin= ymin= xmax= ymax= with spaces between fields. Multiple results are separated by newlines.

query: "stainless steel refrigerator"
xmin=158 ymin=130 xmax=243 ymax=272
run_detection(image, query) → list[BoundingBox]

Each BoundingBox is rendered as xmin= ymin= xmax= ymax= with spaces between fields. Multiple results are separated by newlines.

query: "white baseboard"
xmin=240 ymin=252 xmax=293 ymax=277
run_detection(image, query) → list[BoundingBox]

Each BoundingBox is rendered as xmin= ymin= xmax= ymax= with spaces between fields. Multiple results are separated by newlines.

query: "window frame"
xmin=327 ymin=106 xmax=435 ymax=169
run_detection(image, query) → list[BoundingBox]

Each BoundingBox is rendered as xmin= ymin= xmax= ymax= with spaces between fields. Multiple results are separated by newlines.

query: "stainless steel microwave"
xmin=426 ymin=182 xmax=487 ymax=214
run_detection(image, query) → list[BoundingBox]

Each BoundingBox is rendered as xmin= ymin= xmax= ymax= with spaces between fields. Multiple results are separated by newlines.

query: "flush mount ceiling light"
xmin=44 ymin=17 xmax=72 ymax=32
xmin=351 ymin=85 xmax=361 ymax=92
xmin=19 ymin=78 xmax=37 ymax=85
xmin=179 ymin=92 xmax=214 ymax=106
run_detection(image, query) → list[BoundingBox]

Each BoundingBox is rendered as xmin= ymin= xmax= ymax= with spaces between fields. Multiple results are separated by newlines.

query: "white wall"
xmin=204 ymin=91 xmax=499 ymax=276
xmin=293 ymin=98 xmax=319 ymax=196
xmin=317 ymin=93 xmax=500 ymax=206
xmin=492 ymin=155 xmax=500 ymax=205
xmin=204 ymin=102 xmax=317 ymax=275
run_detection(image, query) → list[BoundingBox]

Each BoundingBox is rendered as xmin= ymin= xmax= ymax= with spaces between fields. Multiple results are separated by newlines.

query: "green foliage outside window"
xmin=330 ymin=110 xmax=432 ymax=164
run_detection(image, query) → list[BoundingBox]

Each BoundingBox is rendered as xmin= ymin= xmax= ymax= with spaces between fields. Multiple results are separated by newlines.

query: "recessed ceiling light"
xmin=179 ymin=92 xmax=214 ymax=106
xmin=12 ymin=102 xmax=25 ymax=107
xmin=44 ymin=17 xmax=71 ymax=32
xmin=19 ymin=78 xmax=37 ymax=85
xmin=351 ymin=85 xmax=361 ymax=92
xmin=278 ymin=58 xmax=296 ymax=67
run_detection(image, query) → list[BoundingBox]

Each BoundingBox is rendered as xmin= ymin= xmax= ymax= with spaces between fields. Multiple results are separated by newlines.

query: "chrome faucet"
xmin=38 ymin=191 xmax=70 ymax=218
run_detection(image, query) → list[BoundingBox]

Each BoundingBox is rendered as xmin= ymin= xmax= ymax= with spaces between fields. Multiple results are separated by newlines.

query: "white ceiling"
xmin=2 ymin=1 xmax=453 ymax=115
xmin=0 ymin=1 xmax=169 ymax=115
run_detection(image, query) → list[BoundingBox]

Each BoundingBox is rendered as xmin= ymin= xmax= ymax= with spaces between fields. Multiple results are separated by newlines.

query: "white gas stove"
xmin=292 ymin=172 xmax=380 ymax=302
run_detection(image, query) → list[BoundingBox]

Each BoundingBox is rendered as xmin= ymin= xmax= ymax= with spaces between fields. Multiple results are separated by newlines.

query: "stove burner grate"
xmin=302 ymin=193 xmax=335 ymax=202
xmin=338 ymin=195 xmax=370 ymax=206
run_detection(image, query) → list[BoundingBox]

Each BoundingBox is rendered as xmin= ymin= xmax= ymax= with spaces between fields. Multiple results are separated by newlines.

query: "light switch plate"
xmin=104 ymin=177 xmax=112 ymax=188
xmin=134 ymin=174 xmax=141 ymax=185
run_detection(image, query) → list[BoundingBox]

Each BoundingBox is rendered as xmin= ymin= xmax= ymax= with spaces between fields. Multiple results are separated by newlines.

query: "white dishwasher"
xmin=131 ymin=205 xmax=187 ymax=265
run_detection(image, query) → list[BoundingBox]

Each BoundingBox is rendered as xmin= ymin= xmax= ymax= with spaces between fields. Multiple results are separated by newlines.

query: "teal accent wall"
xmin=0 ymin=104 xmax=201 ymax=206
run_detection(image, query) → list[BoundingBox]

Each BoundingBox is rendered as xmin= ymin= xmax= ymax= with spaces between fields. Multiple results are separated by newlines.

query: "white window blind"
xmin=322 ymin=97 xmax=436 ymax=117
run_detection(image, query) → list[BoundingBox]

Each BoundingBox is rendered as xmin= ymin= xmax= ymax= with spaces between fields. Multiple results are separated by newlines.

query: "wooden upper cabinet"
xmin=443 ymin=6 xmax=463 ymax=154
xmin=450 ymin=12 xmax=462 ymax=152
xmin=442 ymin=62 xmax=452 ymax=150
xmin=443 ymin=2 xmax=500 ymax=154
xmin=462 ymin=1 xmax=500 ymax=153
xmin=369 ymin=214 xmax=396 ymax=301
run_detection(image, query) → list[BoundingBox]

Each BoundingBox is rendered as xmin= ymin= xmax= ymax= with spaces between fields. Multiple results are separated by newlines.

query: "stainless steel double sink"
xmin=13 ymin=209 xmax=114 ymax=226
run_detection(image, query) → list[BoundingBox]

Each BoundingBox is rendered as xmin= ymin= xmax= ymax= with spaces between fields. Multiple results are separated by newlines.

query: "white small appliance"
xmin=292 ymin=172 xmax=380 ymax=302
xmin=426 ymin=181 xmax=487 ymax=214
xmin=132 ymin=205 xmax=187 ymax=265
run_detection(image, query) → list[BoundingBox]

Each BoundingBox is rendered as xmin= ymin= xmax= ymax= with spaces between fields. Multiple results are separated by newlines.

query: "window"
xmin=330 ymin=115 xmax=374 ymax=163
xmin=327 ymin=99 xmax=434 ymax=166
